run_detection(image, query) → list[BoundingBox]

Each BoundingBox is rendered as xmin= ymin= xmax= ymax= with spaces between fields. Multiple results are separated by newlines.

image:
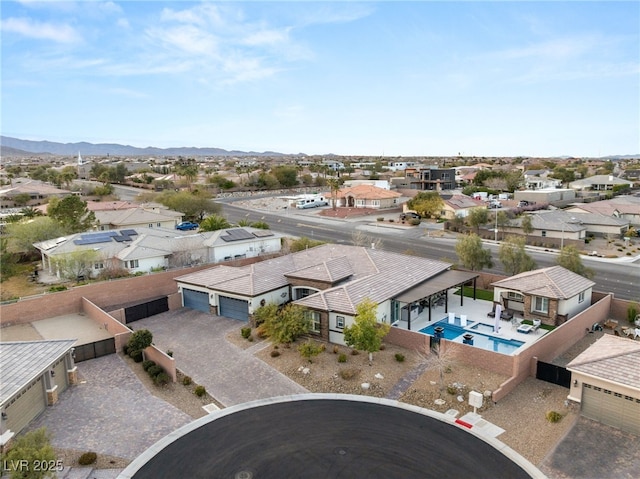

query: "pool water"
xmin=419 ymin=319 xmax=525 ymax=355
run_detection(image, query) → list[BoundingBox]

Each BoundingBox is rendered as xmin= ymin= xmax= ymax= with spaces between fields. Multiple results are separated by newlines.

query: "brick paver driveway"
xmin=133 ymin=308 xmax=308 ymax=406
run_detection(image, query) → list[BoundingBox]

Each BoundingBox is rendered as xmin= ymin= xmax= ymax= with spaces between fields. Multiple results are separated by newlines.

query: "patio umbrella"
xmin=494 ymin=304 xmax=502 ymax=333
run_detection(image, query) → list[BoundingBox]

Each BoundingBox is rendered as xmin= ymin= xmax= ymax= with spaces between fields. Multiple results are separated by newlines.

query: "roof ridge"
xmin=570 ymin=347 xmax=640 ymax=367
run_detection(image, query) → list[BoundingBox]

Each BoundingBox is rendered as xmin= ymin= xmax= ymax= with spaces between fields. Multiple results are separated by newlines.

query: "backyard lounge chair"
xmin=500 ymin=310 xmax=513 ymax=321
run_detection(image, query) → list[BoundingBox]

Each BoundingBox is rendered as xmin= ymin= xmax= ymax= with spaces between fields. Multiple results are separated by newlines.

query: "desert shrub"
xmin=338 ymin=353 xmax=347 ymax=363
xmin=255 ymin=324 xmax=269 ymax=339
xmin=247 ymin=335 xmax=254 ymax=342
xmin=127 ymin=329 xmax=153 ymax=353
xmin=332 ymin=345 xmax=339 ymax=354
xmin=394 ymin=353 xmax=405 ymax=362
xmin=147 ymin=365 xmax=164 ymax=378
xmin=154 ymin=372 xmax=170 ymax=386
xmin=78 ymin=451 xmax=97 ymax=466
xmin=546 ymin=411 xmax=563 ymax=423
xmin=48 ymin=285 xmax=67 ymax=292
xmin=351 ymin=349 xmax=360 ymax=356
xmin=298 ymin=341 xmax=324 ymax=362
xmin=628 ymin=303 xmax=639 ymax=324
xmin=379 ymin=344 xmax=386 ymax=351
xmin=377 ymin=217 xmax=384 ymax=222
xmin=129 ymin=349 xmax=144 ymax=363
xmin=241 ymin=327 xmax=252 ymax=339
xmin=409 ymin=218 xmax=421 ymax=226
xmin=182 ymin=376 xmax=193 ymax=386
xmin=142 ymin=360 xmax=155 ymax=371
xmin=122 ymin=344 xmax=129 ymax=355
xmin=447 ymin=385 xmax=457 ymax=395
xmin=339 ymin=368 xmax=359 ymax=380
xmin=194 ymin=385 xmax=206 ymax=397
xmin=166 ymin=350 xmax=173 ymax=357
xmin=3 ymin=427 xmax=56 ymax=478
xmin=270 ymin=350 xmax=280 ymax=357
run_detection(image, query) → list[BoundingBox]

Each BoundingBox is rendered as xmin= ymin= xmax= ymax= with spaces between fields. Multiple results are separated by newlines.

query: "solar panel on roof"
xmin=113 ymin=235 xmax=132 ymax=242
xmin=74 ymin=236 xmax=112 ymax=245
xmin=223 ymin=229 xmax=255 ymax=241
xmin=121 ymin=229 xmax=138 ymax=236
xmin=252 ymin=230 xmax=274 ymax=238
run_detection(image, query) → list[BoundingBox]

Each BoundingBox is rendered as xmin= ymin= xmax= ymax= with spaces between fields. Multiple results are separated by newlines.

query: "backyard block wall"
xmin=385 ymin=326 xmax=431 ymax=353
xmin=81 ymin=297 xmax=132 ymax=352
xmin=143 ymin=346 xmax=177 ymax=383
xmin=440 ymin=340 xmax=515 ymax=378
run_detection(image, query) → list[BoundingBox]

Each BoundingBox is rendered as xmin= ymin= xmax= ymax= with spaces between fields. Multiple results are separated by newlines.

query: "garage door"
xmin=219 ymin=295 xmax=249 ymax=321
xmin=183 ymin=289 xmax=210 ymax=313
xmin=5 ymin=377 xmax=46 ymax=435
xmin=53 ymin=358 xmax=68 ymax=393
xmin=582 ymin=383 xmax=640 ymax=435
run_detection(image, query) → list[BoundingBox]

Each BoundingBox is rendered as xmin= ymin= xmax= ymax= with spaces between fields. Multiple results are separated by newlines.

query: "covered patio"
xmin=392 ymin=270 xmax=480 ymax=331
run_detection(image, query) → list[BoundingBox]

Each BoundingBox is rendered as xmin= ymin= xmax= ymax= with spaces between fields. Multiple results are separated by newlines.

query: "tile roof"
xmin=336 ymin=184 xmax=402 ymax=200
xmin=490 ymin=266 xmax=595 ymax=299
xmin=567 ymin=335 xmax=640 ymax=390
xmin=442 ymin=195 xmax=486 ymax=210
xmin=0 ymin=340 xmax=76 ymax=405
xmin=284 ymin=256 xmax=354 ymax=283
xmin=86 ymin=201 xmax=138 ymax=212
xmin=529 ymin=210 xmax=627 ymax=228
xmin=176 ymin=244 xmax=451 ymax=311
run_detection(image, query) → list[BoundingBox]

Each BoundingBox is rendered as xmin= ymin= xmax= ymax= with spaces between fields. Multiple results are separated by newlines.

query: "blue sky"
xmin=2 ymin=1 xmax=638 ymax=157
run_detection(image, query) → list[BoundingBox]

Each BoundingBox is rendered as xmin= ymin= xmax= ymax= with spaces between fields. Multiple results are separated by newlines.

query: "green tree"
xmin=60 ymin=165 xmax=78 ymax=188
xmin=253 ymin=302 xmax=279 ymax=327
xmin=12 ymin=193 xmax=32 ymax=206
xmin=455 ymin=233 xmax=493 ymax=271
xmin=48 ymin=196 xmax=95 ymax=233
xmin=20 ymin=207 xmax=43 ymax=218
xmin=343 ymin=297 xmax=390 ymax=364
xmin=127 ymin=329 xmax=153 ymax=353
xmin=272 ymin=166 xmax=299 ymax=187
xmin=467 ymin=207 xmax=489 ymax=234
xmin=298 ymin=340 xmax=324 ymax=363
xmin=6 ymin=217 xmax=66 ymax=255
xmin=156 ymin=191 xmax=219 ymax=221
xmin=557 ymin=245 xmax=594 ymax=279
xmin=251 ymin=221 xmax=270 ymax=230
xmin=52 ymin=250 xmax=100 ymax=280
xmin=262 ymin=303 xmax=310 ymax=345
xmin=199 ymin=214 xmax=231 ymax=232
xmin=521 ymin=214 xmax=534 ymax=244
xmin=0 ymin=237 xmax=17 ymax=280
xmin=406 ymin=191 xmax=444 ymax=219
xmin=175 ymin=160 xmax=199 ymax=190
xmin=550 ymin=167 xmax=575 ymax=185
xmin=496 ymin=210 xmax=511 ymax=240
xmin=499 ymin=236 xmax=536 ymax=276
xmin=3 ymin=427 xmax=57 ymax=479
xmin=327 ymin=178 xmax=341 ymax=210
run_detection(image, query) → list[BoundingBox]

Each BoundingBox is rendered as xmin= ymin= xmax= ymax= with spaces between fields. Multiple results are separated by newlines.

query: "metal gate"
xmin=536 ymin=361 xmax=571 ymax=388
xmin=74 ymin=338 xmax=116 ymax=362
xmin=183 ymin=289 xmax=210 ymax=313
xmin=219 ymin=295 xmax=249 ymax=321
xmin=125 ymin=296 xmax=169 ymax=323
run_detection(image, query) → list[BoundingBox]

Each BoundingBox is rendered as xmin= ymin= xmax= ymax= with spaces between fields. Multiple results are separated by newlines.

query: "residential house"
xmin=566 ymin=335 xmax=640 ymax=435
xmin=34 ymin=227 xmax=284 ymax=279
xmin=405 ymin=167 xmax=455 ymax=191
xmin=441 ymin=194 xmax=486 ymax=219
xmin=569 ymin=175 xmax=633 ymax=192
xmin=93 ymin=205 xmax=183 ymax=231
xmin=523 ymin=170 xmax=562 ymax=190
xmin=0 ymin=340 xmax=77 ymax=446
xmin=566 ymin=195 xmax=640 ymax=227
xmin=491 ymin=266 xmax=595 ymax=326
xmin=513 ymin=188 xmax=576 ymax=205
xmin=335 ymin=185 xmax=401 ymax=209
xmin=506 ymin=210 xmax=628 ymax=240
xmin=0 ymin=179 xmax=75 ymax=209
xmin=175 ymin=244 xmax=479 ymax=345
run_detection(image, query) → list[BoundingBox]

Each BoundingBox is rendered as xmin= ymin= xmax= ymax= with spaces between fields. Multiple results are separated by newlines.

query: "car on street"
xmin=400 ymin=212 xmax=421 ymax=220
xmin=176 ymin=221 xmax=199 ymax=231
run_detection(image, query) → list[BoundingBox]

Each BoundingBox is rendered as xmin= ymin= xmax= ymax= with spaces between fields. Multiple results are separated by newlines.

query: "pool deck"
xmin=392 ymin=294 xmax=547 ymax=351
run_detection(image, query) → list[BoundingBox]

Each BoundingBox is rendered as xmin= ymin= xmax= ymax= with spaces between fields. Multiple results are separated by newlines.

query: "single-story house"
xmin=94 ymin=205 xmax=183 ymax=231
xmin=566 ymin=195 xmax=640 ymax=227
xmin=566 ymin=335 xmax=640 ymax=435
xmin=506 ymin=211 xmax=628 ymax=240
xmin=491 ymin=266 xmax=595 ymax=326
xmin=0 ymin=180 xmax=75 ymax=209
xmin=175 ymin=244 xmax=480 ymax=345
xmin=523 ymin=170 xmax=562 ymax=190
xmin=569 ymin=175 xmax=634 ymax=192
xmin=441 ymin=194 xmax=486 ymax=219
xmin=513 ymin=188 xmax=576 ymax=204
xmin=34 ymin=227 xmax=284 ymax=279
xmin=335 ymin=185 xmax=401 ymax=209
xmin=0 ymin=340 xmax=77 ymax=448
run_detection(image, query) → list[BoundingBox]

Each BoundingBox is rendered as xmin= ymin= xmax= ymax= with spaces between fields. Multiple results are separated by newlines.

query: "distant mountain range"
xmin=0 ymin=136 xmax=289 ymax=157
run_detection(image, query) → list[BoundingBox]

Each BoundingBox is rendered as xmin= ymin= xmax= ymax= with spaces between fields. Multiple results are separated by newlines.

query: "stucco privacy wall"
xmin=81 ymin=297 xmax=131 ymax=351
xmin=0 ymin=255 xmax=275 ymax=326
xmin=143 ymin=346 xmax=177 ymax=383
xmin=384 ymin=326 xmax=431 ymax=352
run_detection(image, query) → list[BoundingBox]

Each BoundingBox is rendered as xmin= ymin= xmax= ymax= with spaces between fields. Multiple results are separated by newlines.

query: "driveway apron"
xmin=133 ymin=308 xmax=308 ymax=407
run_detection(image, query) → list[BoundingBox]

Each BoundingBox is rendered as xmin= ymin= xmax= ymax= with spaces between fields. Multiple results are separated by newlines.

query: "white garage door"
xmin=53 ymin=358 xmax=68 ymax=393
xmin=183 ymin=289 xmax=210 ymax=313
xmin=219 ymin=296 xmax=249 ymax=321
xmin=5 ymin=377 xmax=46 ymax=435
xmin=582 ymin=383 xmax=640 ymax=435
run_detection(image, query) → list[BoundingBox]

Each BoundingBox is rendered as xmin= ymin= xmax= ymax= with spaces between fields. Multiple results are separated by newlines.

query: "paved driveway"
xmin=133 ymin=308 xmax=308 ymax=406
xmin=27 ymin=354 xmax=192 ymax=461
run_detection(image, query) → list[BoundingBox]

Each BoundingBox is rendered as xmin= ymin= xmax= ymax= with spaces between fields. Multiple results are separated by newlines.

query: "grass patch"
xmin=454 ymin=286 xmax=493 ymax=302
xmin=521 ymin=320 xmax=555 ymax=331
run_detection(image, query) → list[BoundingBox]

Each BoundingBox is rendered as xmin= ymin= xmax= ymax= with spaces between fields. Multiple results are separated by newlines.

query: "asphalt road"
xmin=217 ymin=200 xmax=639 ymax=301
xmin=125 ymin=397 xmax=536 ymax=479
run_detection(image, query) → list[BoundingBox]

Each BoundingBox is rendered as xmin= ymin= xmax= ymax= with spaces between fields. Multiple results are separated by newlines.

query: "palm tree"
xmin=199 ymin=215 xmax=231 ymax=232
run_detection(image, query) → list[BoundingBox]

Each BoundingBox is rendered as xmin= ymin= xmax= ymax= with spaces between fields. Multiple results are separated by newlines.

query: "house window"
xmin=356 ymin=199 xmax=365 ymax=206
xmin=336 ymin=316 xmax=345 ymax=329
xmin=157 ymin=222 xmax=161 ymax=227
xmin=305 ymin=311 xmax=321 ymax=333
xmin=94 ymin=262 xmax=104 ymax=270
xmin=127 ymin=259 xmax=139 ymax=269
xmin=507 ymin=291 xmax=524 ymax=302
xmin=149 ymin=223 xmax=153 ymax=228
xmin=372 ymin=200 xmax=380 ymax=206
xmin=578 ymin=291 xmax=585 ymax=303
xmin=541 ymin=231 xmax=546 ymax=237
xmin=532 ymin=296 xmax=549 ymax=314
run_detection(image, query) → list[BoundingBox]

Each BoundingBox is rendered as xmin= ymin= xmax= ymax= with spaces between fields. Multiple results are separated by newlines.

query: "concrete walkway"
xmin=133 ymin=308 xmax=308 ymax=407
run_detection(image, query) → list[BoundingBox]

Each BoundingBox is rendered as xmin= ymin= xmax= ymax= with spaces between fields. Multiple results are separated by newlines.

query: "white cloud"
xmin=1 ymin=17 xmax=81 ymax=43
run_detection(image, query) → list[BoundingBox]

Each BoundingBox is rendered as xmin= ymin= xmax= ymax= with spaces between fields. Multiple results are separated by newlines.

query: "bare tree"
xmin=417 ymin=341 xmax=457 ymax=398
xmin=351 ymin=230 xmax=384 ymax=250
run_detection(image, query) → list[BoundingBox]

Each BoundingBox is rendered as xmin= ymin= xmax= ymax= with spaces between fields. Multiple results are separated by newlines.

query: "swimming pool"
xmin=419 ymin=319 xmax=525 ymax=355
xmin=470 ymin=322 xmax=497 ymax=334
